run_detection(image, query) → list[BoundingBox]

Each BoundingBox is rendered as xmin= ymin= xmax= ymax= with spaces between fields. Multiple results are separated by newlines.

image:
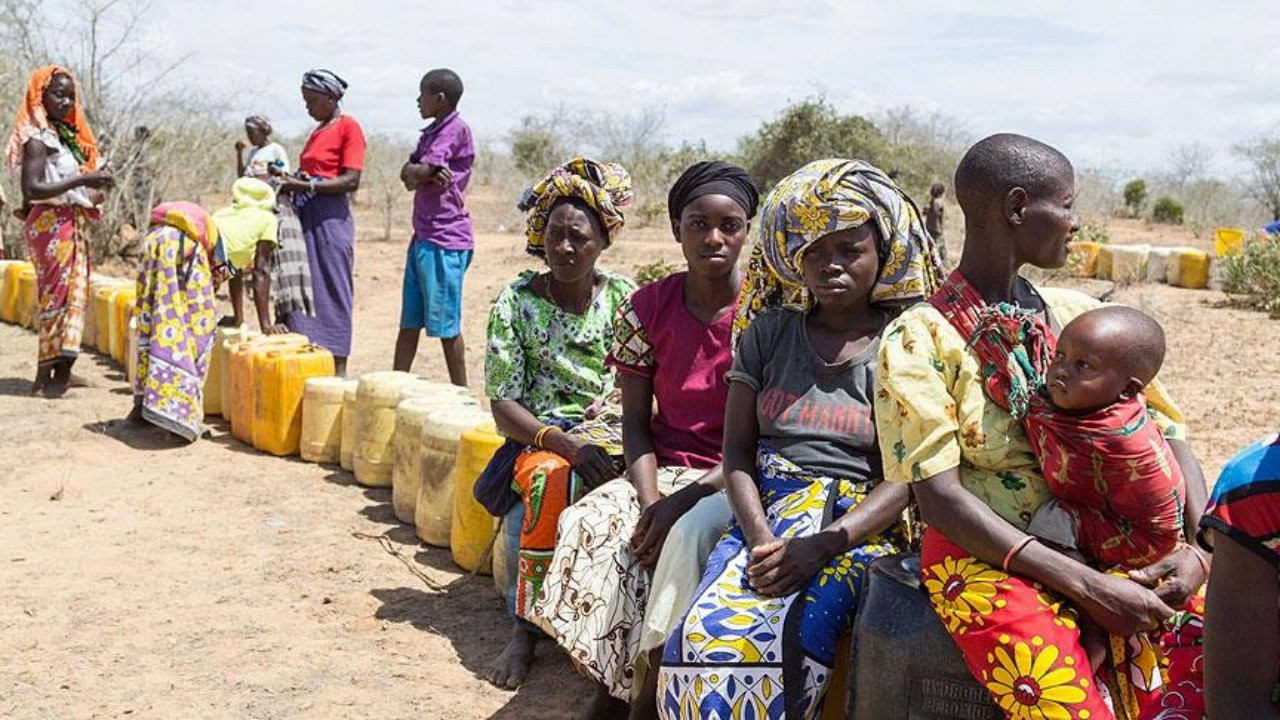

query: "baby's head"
xmin=1046 ymin=306 xmax=1166 ymax=412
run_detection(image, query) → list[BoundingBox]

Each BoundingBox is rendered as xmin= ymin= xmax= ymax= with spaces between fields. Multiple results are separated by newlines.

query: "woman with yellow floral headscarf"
xmin=129 ymin=202 xmax=226 ymax=442
xmin=477 ymin=157 xmax=637 ymax=691
xmin=656 ymin=159 xmax=942 ymax=720
xmin=7 ymin=65 xmax=112 ymax=397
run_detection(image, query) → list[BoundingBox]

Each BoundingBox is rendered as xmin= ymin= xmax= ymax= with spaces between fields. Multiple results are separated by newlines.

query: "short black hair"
xmin=954 ymin=133 xmax=1072 ymax=214
xmin=1074 ymin=306 xmax=1167 ymax=385
xmin=422 ymin=68 xmax=464 ymax=108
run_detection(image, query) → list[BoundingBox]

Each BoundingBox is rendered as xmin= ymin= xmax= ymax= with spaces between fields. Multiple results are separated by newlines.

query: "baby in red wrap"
xmin=1026 ymin=305 xmax=1186 ymax=569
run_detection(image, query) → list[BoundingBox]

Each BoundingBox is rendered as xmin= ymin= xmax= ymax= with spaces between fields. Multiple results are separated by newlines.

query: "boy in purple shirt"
xmin=395 ymin=68 xmax=474 ymax=385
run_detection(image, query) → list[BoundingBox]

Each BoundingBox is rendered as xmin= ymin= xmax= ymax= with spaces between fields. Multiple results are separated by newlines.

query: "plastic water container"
xmin=228 ymin=334 xmax=309 ymax=444
xmin=340 ymin=384 xmax=359 ymax=471
xmin=450 ymin=422 xmax=505 ymax=574
xmin=1066 ymin=240 xmax=1100 ymax=278
xmin=0 ymin=260 xmax=33 ymax=324
xmin=844 ymin=554 xmax=1001 ymax=719
xmin=203 ymin=327 xmax=249 ymax=418
xmin=1109 ymin=244 xmax=1150 ymax=285
xmin=300 ymin=377 xmax=354 ymax=463
xmin=1214 ymin=227 xmax=1245 ymax=257
xmin=1095 ymin=244 xmax=1114 ymax=281
xmin=92 ymin=284 xmax=120 ymax=353
xmin=411 ymin=406 xmax=492 ymax=540
xmin=252 ymin=345 xmax=337 ymax=456
xmin=392 ymin=396 xmax=474 ymax=524
xmin=125 ymin=316 xmax=139 ymax=388
xmin=1167 ymin=248 xmax=1211 ymax=289
xmin=217 ymin=330 xmax=261 ymax=418
xmin=17 ymin=267 xmax=37 ymax=328
xmin=1146 ymin=247 xmax=1174 ymax=283
xmin=353 ymin=371 xmax=419 ymax=486
xmin=112 ymin=291 xmax=137 ymax=363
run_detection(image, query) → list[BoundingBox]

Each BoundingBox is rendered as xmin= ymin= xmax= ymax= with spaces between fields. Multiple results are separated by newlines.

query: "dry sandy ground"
xmin=0 ymin=210 xmax=1276 ymax=719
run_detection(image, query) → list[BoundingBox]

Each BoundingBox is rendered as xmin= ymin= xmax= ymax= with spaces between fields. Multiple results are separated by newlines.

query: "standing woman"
xmin=275 ymin=70 xmax=365 ymax=375
xmin=130 ymin=202 xmax=225 ymax=442
xmin=6 ymin=65 xmax=112 ymax=397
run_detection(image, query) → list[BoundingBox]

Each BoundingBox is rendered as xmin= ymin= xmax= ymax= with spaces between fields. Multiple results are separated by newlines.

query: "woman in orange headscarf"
xmin=6 ymin=65 xmax=112 ymax=397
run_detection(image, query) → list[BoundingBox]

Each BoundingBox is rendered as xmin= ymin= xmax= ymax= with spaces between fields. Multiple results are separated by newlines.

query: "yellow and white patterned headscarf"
xmin=518 ymin=157 xmax=633 ymax=256
xmin=732 ymin=158 xmax=944 ymax=342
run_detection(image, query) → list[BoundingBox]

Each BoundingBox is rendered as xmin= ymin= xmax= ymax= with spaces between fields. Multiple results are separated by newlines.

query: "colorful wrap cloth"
xmin=923 ymin=269 xmax=1204 ymax=719
xmin=732 ymin=158 xmax=944 ymax=343
xmin=23 ymin=204 xmax=96 ymax=366
xmin=658 ymin=447 xmax=905 ymax=719
xmin=518 ymin=157 xmax=633 ymax=256
xmin=6 ymin=65 xmax=99 ymax=172
xmin=134 ymin=202 xmax=220 ymax=442
xmin=929 ymin=270 xmax=1185 ymax=569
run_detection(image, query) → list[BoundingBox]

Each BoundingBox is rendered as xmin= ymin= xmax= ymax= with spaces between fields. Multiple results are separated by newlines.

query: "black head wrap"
xmin=301 ymin=69 xmax=348 ymax=99
xmin=667 ymin=161 xmax=759 ymax=221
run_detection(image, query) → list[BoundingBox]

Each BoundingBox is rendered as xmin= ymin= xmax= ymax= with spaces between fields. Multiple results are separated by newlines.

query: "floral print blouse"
xmin=485 ymin=269 xmax=637 ymax=422
xmin=875 ymin=285 xmax=1187 ymax=531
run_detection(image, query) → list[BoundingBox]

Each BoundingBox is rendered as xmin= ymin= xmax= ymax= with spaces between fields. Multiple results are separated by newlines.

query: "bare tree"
xmin=1234 ymin=134 xmax=1280 ymax=222
xmin=1166 ymin=142 xmax=1212 ymax=192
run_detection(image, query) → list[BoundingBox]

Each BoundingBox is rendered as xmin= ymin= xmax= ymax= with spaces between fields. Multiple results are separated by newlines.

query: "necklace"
xmin=548 ymin=274 xmax=591 ymax=314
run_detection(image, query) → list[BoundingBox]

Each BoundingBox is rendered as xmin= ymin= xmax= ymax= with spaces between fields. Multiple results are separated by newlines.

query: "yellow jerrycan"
xmin=217 ymin=330 xmax=261 ymax=418
xmin=17 ymin=267 xmax=38 ymax=328
xmin=82 ymin=274 xmax=116 ymax=348
xmin=1108 ymin=244 xmax=1150 ymax=286
xmin=300 ymin=377 xmax=355 ymax=463
xmin=1167 ymin=248 xmax=1211 ymax=289
xmin=1095 ymin=244 xmax=1114 ymax=281
xmin=228 ymin=334 xmax=308 ymax=444
xmin=112 ymin=291 xmax=137 ymax=364
xmin=1066 ymin=241 xmax=1100 ymax=278
xmin=340 ymin=382 xmax=360 ymax=471
xmin=450 ymin=422 xmax=505 ymax=574
xmin=392 ymin=397 xmax=481 ymax=526
xmin=414 ymin=406 xmax=492 ymax=544
xmin=0 ymin=260 xmax=33 ymax=324
xmin=352 ymin=371 xmax=419 ymax=486
xmin=1214 ymin=227 xmax=1245 ymax=258
xmin=252 ymin=345 xmax=337 ymax=456
xmin=203 ymin=326 xmax=251 ymax=418
xmin=93 ymin=283 xmax=121 ymax=353
xmin=125 ymin=316 xmax=140 ymax=388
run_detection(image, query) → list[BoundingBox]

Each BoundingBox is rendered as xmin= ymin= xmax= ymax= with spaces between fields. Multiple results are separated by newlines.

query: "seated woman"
xmin=530 ymin=161 xmax=759 ymax=718
xmin=131 ymin=202 xmax=226 ymax=442
xmin=480 ymin=158 xmax=637 ymax=690
xmin=657 ymin=159 xmax=944 ymax=719
xmin=876 ymin=133 xmax=1210 ymax=719
xmin=1200 ymin=432 xmax=1280 ymax=720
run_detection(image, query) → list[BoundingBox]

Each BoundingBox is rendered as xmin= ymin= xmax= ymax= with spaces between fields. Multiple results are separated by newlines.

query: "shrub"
xmin=633 ymin=259 xmax=680 ymax=286
xmin=1151 ymin=196 xmax=1185 ymax=225
xmin=736 ymin=98 xmax=887 ymax=190
xmin=1122 ymin=179 xmax=1147 ymax=217
xmin=1076 ymin=221 xmax=1110 ymax=245
xmin=1220 ymin=236 xmax=1280 ymax=315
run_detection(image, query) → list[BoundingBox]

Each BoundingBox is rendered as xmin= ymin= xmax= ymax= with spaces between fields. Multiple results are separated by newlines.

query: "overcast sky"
xmin=140 ymin=0 xmax=1279 ymax=174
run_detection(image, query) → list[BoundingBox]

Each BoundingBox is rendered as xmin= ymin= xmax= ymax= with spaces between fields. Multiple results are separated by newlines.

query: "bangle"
xmin=1179 ymin=541 xmax=1211 ymax=577
xmin=1002 ymin=536 xmax=1037 ymax=572
xmin=309 ymin=179 xmax=317 ymax=193
xmin=533 ymin=425 xmax=557 ymax=450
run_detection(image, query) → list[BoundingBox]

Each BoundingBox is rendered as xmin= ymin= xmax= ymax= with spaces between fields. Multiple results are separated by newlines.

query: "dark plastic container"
xmin=844 ymin=554 xmax=1002 ymax=719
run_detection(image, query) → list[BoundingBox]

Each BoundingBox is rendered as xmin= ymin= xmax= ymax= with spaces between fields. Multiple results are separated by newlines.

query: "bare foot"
xmin=30 ymin=366 xmax=52 ymax=396
xmin=481 ymin=622 xmax=536 ymax=690
xmin=581 ymin=683 xmax=628 ymax=720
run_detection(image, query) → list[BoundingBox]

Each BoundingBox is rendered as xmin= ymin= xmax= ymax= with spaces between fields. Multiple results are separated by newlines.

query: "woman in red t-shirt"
xmin=274 ymin=69 xmax=366 ymax=375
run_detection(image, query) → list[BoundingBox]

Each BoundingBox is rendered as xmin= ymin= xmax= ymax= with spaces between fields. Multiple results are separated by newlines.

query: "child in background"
xmin=212 ymin=177 xmax=286 ymax=333
xmin=394 ymin=68 xmax=474 ymax=386
xmin=925 ymin=182 xmax=947 ymax=262
xmin=235 ymin=115 xmax=290 ymax=180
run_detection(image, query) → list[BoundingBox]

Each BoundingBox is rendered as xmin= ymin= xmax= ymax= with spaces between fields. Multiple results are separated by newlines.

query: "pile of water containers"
xmin=0 ymin=264 xmax=510 ymax=594
xmin=1064 ymin=227 xmax=1247 ymax=288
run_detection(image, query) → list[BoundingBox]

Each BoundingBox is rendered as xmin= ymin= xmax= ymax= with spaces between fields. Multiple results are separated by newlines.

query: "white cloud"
xmin=80 ymin=0 xmax=1279 ymax=173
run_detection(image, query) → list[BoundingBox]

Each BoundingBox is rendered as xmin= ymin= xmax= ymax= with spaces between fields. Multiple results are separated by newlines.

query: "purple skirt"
xmin=284 ymin=192 xmax=354 ymax=356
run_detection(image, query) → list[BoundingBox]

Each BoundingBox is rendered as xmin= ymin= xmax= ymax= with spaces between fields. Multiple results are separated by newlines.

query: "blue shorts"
xmin=400 ymin=238 xmax=472 ymax=337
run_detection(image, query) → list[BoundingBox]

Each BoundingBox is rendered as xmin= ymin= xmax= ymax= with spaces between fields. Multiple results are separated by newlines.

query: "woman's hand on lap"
xmin=631 ymin=491 xmax=699 ymax=569
xmin=746 ymin=535 xmax=833 ymax=597
xmin=544 ymin=433 xmax=616 ymax=487
xmin=1128 ymin=544 xmax=1207 ymax=607
xmin=1074 ymin=571 xmax=1177 ymax=637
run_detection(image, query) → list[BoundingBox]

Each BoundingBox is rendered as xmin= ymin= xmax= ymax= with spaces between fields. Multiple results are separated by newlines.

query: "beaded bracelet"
xmin=1002 ymin=536 xmax=1037 ymax=572
xmin=1178 ymin=541 xmax=1212 ymax=577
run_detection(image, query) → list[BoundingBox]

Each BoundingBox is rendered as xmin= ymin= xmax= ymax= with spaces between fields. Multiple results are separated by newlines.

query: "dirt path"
xmin=1 ymin=217 xmax=1275 ymax=719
